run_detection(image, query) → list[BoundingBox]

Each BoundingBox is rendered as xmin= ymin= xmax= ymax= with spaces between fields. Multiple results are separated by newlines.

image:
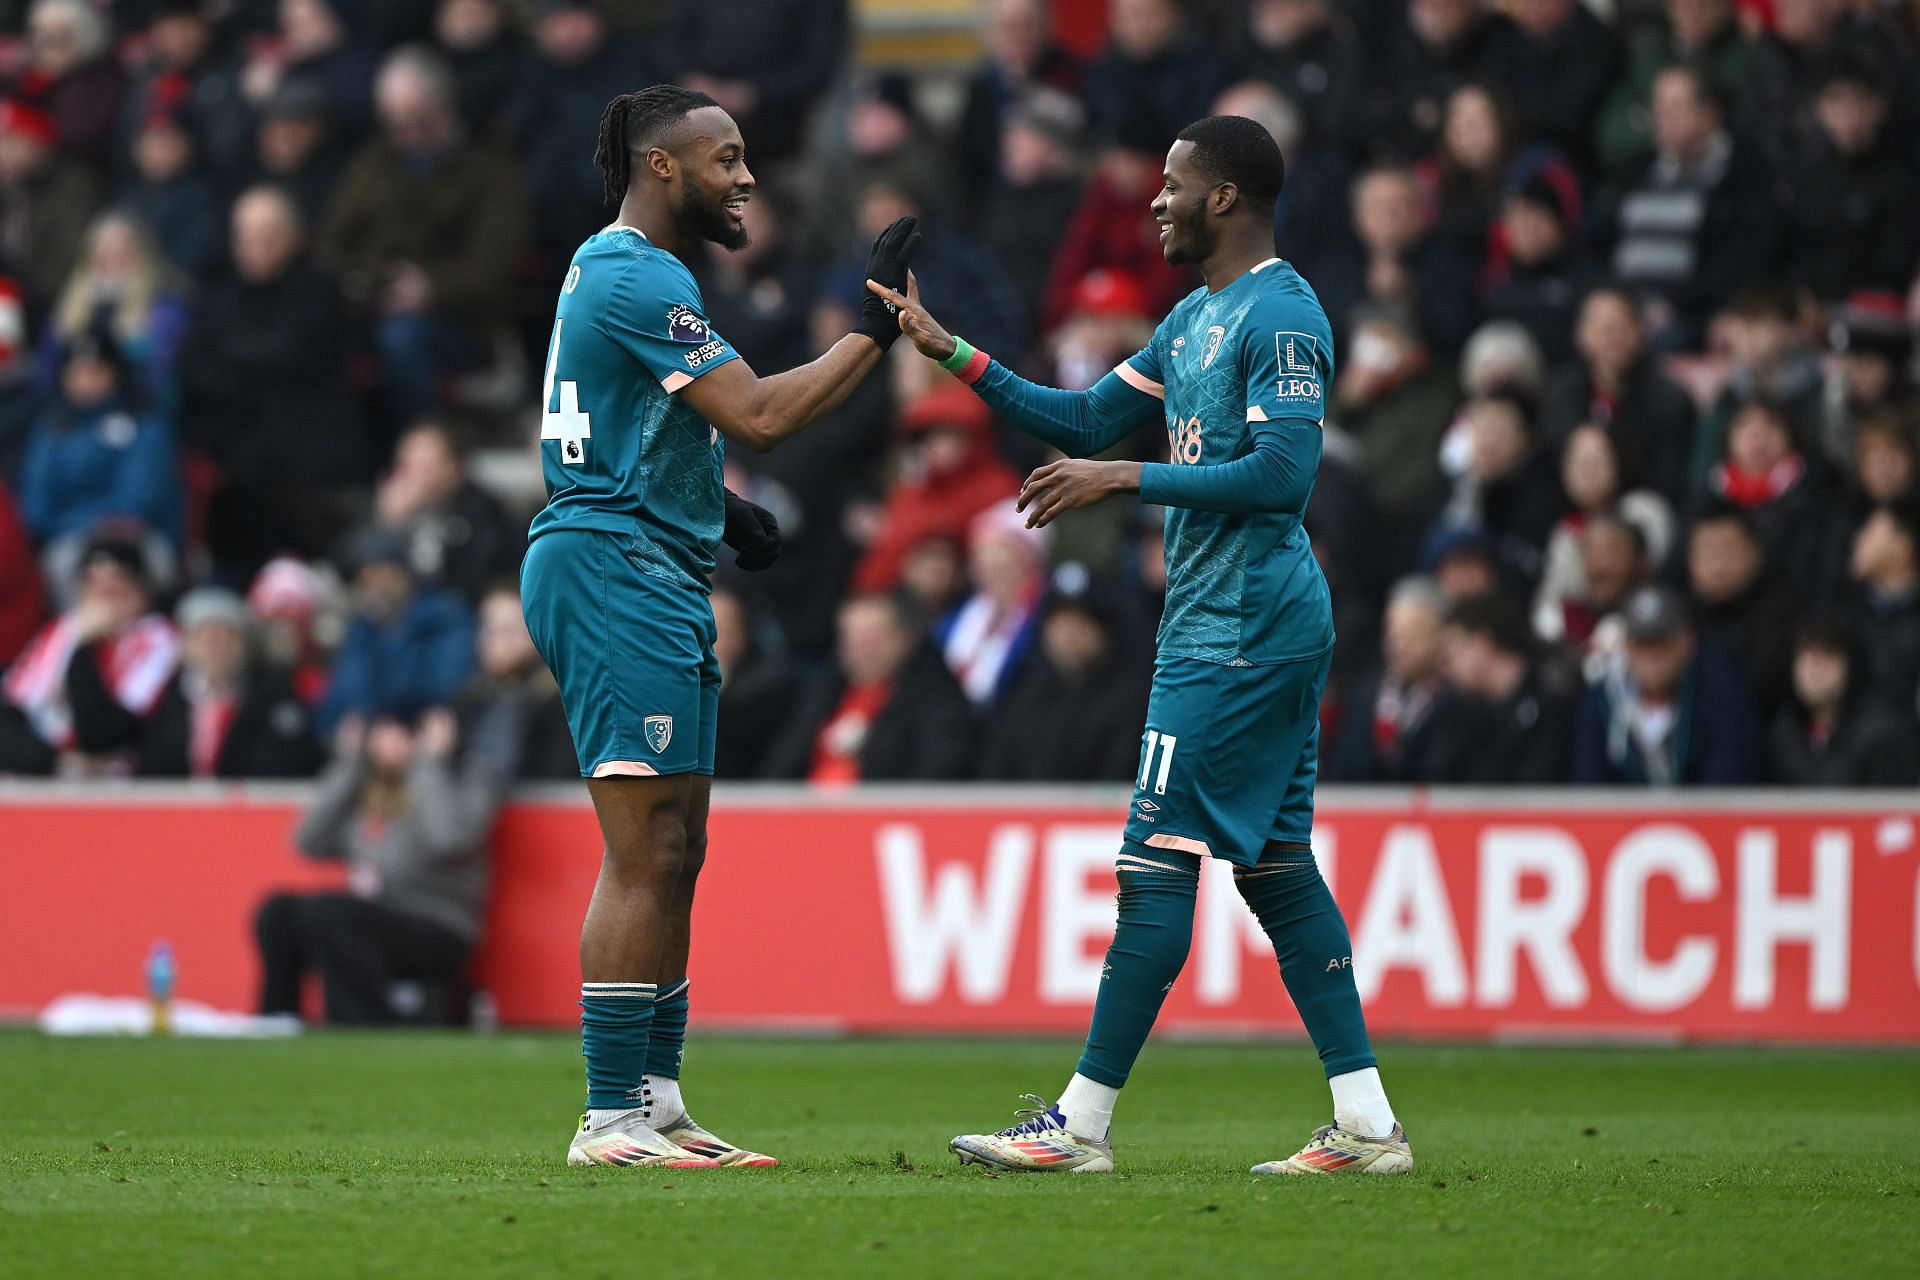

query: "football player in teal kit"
xmin=522 ymin=85 xmax=918 ymax=1168
xmin=870 ymin=115 xmax=1411 ymax=1176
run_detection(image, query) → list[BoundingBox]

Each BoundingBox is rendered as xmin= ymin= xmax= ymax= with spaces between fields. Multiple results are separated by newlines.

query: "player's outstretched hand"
xmin=865 ymin=271 xmax=958 ymax=363
xmin=852 ymin=216 xmax=922 ymax=350
xmin=1016 ymin=458 xmax=1143 ymax=529
xmin=722 ymin=487 xmax=782 ymax=571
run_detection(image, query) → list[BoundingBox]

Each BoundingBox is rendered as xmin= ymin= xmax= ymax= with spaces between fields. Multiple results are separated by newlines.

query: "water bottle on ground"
xmin=146 ymin=940 xmax=175 ymax=1036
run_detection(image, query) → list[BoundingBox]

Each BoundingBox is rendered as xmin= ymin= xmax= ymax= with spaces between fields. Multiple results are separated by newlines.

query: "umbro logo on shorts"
xmin=643 ymin=715 xmax=674 ymax=754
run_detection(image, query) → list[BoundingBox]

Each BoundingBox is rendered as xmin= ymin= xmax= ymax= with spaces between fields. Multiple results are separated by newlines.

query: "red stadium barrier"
xmin=3 ymin=785 xmax=1916 ymax=1043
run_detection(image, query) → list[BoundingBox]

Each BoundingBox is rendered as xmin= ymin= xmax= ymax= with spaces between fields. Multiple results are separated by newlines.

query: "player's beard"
xmin=682 ymin=181 xmax=751 ymax=251
xmin=1165 ymin=199 xmax=1212 ymax=267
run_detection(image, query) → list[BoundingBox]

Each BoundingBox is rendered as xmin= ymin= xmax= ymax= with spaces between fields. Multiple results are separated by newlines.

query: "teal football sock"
xmin=645 ymin=979 xmax=689 ymax=1079
xmin=1074 ymin=844 xmax=1201 ymax=1089
xmin=1235 ymin=845 xmax=1377 ymax=1078
xmin=581 ymin=982 xmax=656 ymax=1112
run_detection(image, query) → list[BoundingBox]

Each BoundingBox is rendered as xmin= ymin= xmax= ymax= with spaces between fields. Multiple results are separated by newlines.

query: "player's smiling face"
xmin=673 ymin=105 xmax=755 ymax=251
xmin=1151 ymin=140 xmax=1215 ymax=267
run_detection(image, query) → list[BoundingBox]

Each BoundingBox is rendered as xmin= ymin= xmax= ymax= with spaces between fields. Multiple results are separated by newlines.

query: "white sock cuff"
xmin=582 ymin=982 xmax=658 ymax=1000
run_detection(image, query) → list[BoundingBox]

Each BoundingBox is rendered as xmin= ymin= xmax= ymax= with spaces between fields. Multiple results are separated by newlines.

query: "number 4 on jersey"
xmin=540 ymin=318 xmax=592 ymax=463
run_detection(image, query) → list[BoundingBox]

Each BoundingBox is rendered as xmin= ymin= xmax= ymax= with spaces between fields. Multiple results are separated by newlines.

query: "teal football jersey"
xmin=526 ymin=226 xmax=740 ymax=592
xmin=1123 ymin=259 xmax=1335 ymax=665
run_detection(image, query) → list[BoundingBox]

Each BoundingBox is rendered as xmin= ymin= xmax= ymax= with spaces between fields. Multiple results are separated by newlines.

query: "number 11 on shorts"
xmin=1138 ymin=730 xmax=1178 ymax=795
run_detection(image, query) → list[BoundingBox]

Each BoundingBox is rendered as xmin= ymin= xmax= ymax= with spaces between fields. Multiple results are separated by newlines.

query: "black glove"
xmin=721 ymin=488 xmax=781 ymax=572
xmin=851 ymin=214 xmax=922 ymax=350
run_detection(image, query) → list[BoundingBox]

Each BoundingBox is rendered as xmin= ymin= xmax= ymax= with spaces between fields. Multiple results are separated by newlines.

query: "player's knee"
xmin=604 ymin=808 xmax=692 ymax=883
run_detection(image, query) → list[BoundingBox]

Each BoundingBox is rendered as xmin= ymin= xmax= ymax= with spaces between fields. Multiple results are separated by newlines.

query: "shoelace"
xmin=994 ymin=1093 xmax=1065 ymax=1138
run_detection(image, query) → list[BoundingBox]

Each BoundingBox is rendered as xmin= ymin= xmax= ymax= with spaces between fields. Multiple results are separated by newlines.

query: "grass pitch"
xmin=1 ymin=1032 xmax=1915 ymax=1278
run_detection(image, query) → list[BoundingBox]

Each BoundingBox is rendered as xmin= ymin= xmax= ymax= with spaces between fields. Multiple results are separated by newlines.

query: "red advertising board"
xmin=2 ymin=785 xmax=1915 ymax=1043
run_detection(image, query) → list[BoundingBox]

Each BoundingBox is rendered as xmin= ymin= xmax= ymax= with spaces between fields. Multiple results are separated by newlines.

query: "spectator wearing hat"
xmin=1431 ymin=590 xmax=1579 ymax=783
xmin=1778 ymin=55 xmax=1920 ymax=307
xmin=1595 ymin=0 xmax=1754 ymax=189
xmin=669 ymin=0 xmax=848 ymax=169
xmin=1705 ymin=397 xmax=1842 ymax=599
xmin=1609 ymin=64 xmax=1775 ymax=351
xmin=317 ymin=44 xmax=531 ymax=421
xmin=936 ymin=505 xmax=1049 ymax=710
xmin=14 ymin=0 xmax=128 ymax=176
xmin=0 ymin=95 xmax=100 ymax=320
xmin=1540 ymin=283 xmax=1699 ymax=507
xmin=247 ymin=77 xmax=347 ymax=228
xmin=315 ymin=528 xmax=475 ymax=736
xmin=979 ymin=88 xmax=1088 ymax=331
xmin=1481 ymin=172 xmax=1595 ymax=365
xmin=1847 ymin=497 xmax=1920 ymax=717
xmin=1422 ymin=523 xmax=1502 ymax=604
xmin=851 ymin=384 xmax=1020 ymax=596
xmin=1769 ymin=617 xmax=1920 ymax=787
xmin=956 ymin=0 xmax=1081 ymax=198
xmin=1687 ymin=502 xmax=1797 ymax=718
xmin=179 ymin=184 xmax=368 ymax=580
xmin=1572 ymin=582 xmax=1762 ymax=785
xmin=765 ymin=592 xmax=976 ymax=784
xmin=248 ymin=555 xmax=332 ymax=706
xmin=979 ymin=576 xmax=1150 ymax=781
xmin=135 ymin=587 xmax=324 ymax=779
xmin=18 ymin=326 xmax=182 ymax=566
xmin=0 ymin=479 xmax=42 ymax=669
xmin=1326 ymin=575 xmax=1461 ymax=783
xmin=119 ymin=89 xmax=223 ymax=279
xmin=258 ymin=698 xmax=501 ymax=1025
xmin=0 ymin=534 xmax=178 ymax=776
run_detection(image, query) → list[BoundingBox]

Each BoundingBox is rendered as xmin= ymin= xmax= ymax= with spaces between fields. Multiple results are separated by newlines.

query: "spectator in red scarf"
xmin=1706 ymin=397 xmax=1844 ymax=597
xmin=0 ymin=533 xmax=178 ymax=775
xmin=851 ymin=384 xmax=1019 ymax=595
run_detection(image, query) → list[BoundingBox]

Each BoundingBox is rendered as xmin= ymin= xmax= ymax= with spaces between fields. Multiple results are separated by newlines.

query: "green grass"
xmin=1 ymin=1032 xmax=1916 ymax=1278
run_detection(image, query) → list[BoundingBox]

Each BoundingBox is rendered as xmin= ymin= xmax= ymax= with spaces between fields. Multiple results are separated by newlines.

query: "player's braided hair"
xmin=1174 ymin=115 xmax=1286 ymax=213
xmin=594 ymin=84 xmax=720 ymax=205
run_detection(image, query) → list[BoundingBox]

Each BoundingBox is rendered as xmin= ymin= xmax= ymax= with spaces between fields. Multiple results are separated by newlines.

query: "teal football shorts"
xmin=1123 ymin=648 xmax=1331 ymax=866
xmin=521 ymin=528 xmax=719 ymax=778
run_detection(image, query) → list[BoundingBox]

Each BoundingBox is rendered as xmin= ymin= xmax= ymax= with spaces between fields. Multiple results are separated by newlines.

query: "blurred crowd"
xmin=1 ymin=0 xmax=1918 ymax=793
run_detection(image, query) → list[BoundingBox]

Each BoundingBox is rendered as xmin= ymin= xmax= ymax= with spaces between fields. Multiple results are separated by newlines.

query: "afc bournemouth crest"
xmin=643 ymin=715 xmax=674 ymax=754
xmin=1201 ymin=325 xmax=1226 ymax=368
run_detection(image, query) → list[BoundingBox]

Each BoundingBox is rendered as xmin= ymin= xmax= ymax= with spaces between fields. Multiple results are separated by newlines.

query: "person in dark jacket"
xmin=245 ymin=77 xmax=348 ymax=228
xmin=1430 ymin=591 xmax=1577 ymax=783
xmin=178 ymin=184 xmax=367 ymax=578
xmin=367 ymin=419 xmax=515 ymax=608
xmin=1686 ymin=503 xmax=1796 ymax=718
xmin=1327 ymin=576 xmax=1460 ymax=782
xmin=16 ymin=0 xmax=128 ymax=175
xmin=255 ymin=701 xmax=504 ymax=1024
xmin=1366 ymin=0 xmax=1528 ymax=161
xmin=1425 ymin=392 xmax=1561 ymax=596
xmin=954 ymin=0 xmax=1081 ymax=198
xmin=1847 ymin=497 xmax=1920 ymax=718
xmin=316 ymin=45 xmax=530 ymax=420
xmin=765 ymin=593 xmax=975 ymax=783
xmin=668 ymin=0 xmax=847 ymax=168
xmin=316 ymin=530 xmax=475 ymax=736
xmin=1703 ymin=397 xmax=1843 ymax=600
xmin=451 ymin=582 xmax=576 ymax=782
xmin=136 ymin=587 xmax=323 ymax=779
xmin=1776 ymin=53 xmax=1920 ymax=306
xmin=432 ymin=0 xmax=535 ymax=141
xmin=1482 ymin=174 xmax=1595 ymax=366
xmin=1078 ymin=0 xmax=1230 ymax=151
xmin=710 ymin=587 xmax=798 ymax=781
xmin=0 ymin=96 xmax=100 ymax=323
xmin=1572 ymin=583 xmax=1762 ymax=785
xmin=1768 ymin=617 xmax=1920 ymax=786
xmin=978 ymin=88 xmax=1087 ymax=332
xmin=979 ymin=582 xmax=1150 ymax=782
xmin=1539 ymin=284 xmax=1698 ymax=506
xmin=1504 ymin=0 xmax=1623 ymax=176
xmin=120 ymin=99 xmax=223 ymax=279
xmin=1236 ymin=0 xmax=1367 ymax=154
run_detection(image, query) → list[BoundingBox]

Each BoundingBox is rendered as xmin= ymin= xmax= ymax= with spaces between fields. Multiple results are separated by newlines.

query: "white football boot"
xmin=654 ymin=1115 xmax=779 ymax=1167
xmin=950 ymin=1094 xmax=1115 ymax=1173
xmin=1250 ymin=1122 xmax=1413 ymax=1175
xmin=566 ymin=1110 xmax=720 ymax=1168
